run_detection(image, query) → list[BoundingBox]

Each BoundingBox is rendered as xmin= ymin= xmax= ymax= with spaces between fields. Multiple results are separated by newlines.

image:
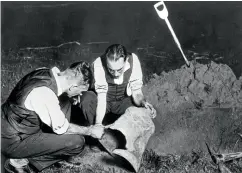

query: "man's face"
xmin=106 ymin=58 xmax=125 ymax=79
xmin=66 ymin=84 xmax=89 ymax=97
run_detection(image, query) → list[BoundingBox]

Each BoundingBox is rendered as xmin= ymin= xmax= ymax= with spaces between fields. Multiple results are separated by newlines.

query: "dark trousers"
xmin=1 ymin=94 xmax=85 ymax=172
xmin=78 ymin=91 xmax=135 ymax=125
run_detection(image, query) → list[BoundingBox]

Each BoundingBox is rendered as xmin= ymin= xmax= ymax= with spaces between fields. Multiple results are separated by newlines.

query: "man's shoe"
xmin=4 ymin=159 xmax=35 ymax=173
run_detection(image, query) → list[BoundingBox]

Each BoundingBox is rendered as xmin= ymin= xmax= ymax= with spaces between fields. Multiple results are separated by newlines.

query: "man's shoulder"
xmin=93 ymin=57 xmax=103 ymax=67
xmin=130 ymin=53 xmax=138 ymax=58
xmin=129 ymin=53 xmax=141 ymax=65
xmin=25 ymin=86 xmax=58 ymax=108
xmin=30 ymin=86 xmax=57 ymax=97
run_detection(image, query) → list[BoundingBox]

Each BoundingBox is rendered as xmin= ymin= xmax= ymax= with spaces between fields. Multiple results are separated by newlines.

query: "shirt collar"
xmin=51 ymin=67 xmax=62 ymax=96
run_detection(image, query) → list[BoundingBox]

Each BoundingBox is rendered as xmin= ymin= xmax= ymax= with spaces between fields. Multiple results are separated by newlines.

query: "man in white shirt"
xmin=1 ymin=61 xmax=104 ymax=173
xmin=78 ymin=44 xmax=156 ymax=128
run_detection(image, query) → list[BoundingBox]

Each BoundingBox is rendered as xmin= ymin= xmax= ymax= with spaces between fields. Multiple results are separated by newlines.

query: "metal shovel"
xmin=154 ymin=1 xmax=190 ymax=67
xmin=206 ymin=143 xmax=242 ymax=173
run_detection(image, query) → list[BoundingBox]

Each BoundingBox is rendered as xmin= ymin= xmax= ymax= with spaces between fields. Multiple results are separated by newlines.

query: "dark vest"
xmin=1 ymin=68 xmax=58 ymax=140
xmin=100 ymin=53 xmax=133 ymax=102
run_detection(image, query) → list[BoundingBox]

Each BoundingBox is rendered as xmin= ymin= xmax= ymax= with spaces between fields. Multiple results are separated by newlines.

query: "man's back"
xmin=1 ymin=68 xmax=58 ymax=139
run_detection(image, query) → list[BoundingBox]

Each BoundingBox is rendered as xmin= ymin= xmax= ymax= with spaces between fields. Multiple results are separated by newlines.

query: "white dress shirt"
xmin=24 ymin=67 xmax=69 ymax=134
xmin=93 ymin=53 xmax=143 ymax=96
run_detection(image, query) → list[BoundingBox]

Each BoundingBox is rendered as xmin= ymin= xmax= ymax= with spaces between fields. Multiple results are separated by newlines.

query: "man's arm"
xmin=25 ymin=87 xmax=70 ymax=134
xmin=92 ymin=58 xmax=108 ymax=125
xmin=130 ymin=53 xmax=157 ymax=118
xmin=132 ymin=86 xmax=156 ymax=118
xmin=65 ymin=123 xmax=104 ymax=139
xmin=132 ymin=88 xmax=146 ymax=107
xmin=26 ymin=87 xmax=104 ymax=138
xmin=95 ymin=93 xmax=107 ymax=124
xmin=65 ymin=123 xmax=89 ymax=135
xmin=129 ymin=53 xmax=145 ymax=106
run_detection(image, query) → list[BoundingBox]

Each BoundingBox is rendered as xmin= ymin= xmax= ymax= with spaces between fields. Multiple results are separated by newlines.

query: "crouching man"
xmin=79 ymin=44 xmax=156 ymax=126
xmin=1 ymin=61 xmax=104 ymax=173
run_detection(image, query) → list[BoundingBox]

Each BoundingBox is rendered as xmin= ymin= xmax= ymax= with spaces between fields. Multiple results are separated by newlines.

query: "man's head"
xmin=104 ymin=44 xmax=128 ymax=79
xmin=60 ymin=61 xmax=92 ymax=97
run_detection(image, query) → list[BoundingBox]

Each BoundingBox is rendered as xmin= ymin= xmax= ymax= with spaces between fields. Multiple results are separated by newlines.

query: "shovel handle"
xmin=165 ymin=18 xmax=190 ymax=67
xmin=154 ymin=1 xmax=190 ymax=67
xmin=154 ymin=1 xmax=168 ymax=19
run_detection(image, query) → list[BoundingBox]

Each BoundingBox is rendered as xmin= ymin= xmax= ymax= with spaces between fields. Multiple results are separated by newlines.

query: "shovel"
xmin=205 ymin=143 xmax=242 ymax=173
xmin=154 ymin=1 xmax=190 ymax=67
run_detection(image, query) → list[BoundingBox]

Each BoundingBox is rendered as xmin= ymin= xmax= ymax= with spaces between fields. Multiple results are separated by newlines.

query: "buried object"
xmin=99 ymin=107 xmax=155 ymax=172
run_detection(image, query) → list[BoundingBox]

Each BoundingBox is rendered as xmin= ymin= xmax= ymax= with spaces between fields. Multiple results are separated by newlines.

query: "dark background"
xmin=1 ymin=1 xmax=242 ymax=76
xmin=1 ymin=1 xmax=242 ymax=51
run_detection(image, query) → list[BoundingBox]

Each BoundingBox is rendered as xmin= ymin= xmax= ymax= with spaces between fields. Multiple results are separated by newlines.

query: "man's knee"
xmin=65 ymin=135 xmax=85 ymax=150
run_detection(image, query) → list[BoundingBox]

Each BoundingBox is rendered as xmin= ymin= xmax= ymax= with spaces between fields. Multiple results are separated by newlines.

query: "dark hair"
xmin=104 ymin=44 xmax=128 ymax=62
xmin=68 ymin=61 xmax=93 ymax=86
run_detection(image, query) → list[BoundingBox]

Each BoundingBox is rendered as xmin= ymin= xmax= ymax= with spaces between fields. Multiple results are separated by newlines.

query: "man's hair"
xmin=67 ymin=61 xmax=93 ymax=86
xmin=104 ymin=44 xmax=128 ymax=62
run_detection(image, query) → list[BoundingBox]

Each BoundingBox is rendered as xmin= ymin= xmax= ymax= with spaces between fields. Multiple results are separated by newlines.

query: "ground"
xmin=1 ymin=47 xmax=242 ymax=173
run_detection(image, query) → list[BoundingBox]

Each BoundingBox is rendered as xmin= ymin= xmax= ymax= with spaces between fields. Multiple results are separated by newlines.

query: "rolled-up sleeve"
xmin=26 ymin=87 xmax=70 ymax=134
xmin=93 ymin=58 xmax=108 ymax=94
xmin=129 ymin=53 xmax=143 ymax=91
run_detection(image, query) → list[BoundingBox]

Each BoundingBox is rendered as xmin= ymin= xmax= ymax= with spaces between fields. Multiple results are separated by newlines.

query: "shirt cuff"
xmin=130 ymin=80 xmax=143 ymax=91
xmin=95 ymin=84 xmax=108 ymax=94
xmin=53 ymin=118 xmax=69 ymax=135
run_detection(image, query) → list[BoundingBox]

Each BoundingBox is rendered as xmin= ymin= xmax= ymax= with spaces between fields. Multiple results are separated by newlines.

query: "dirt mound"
xmin=144 ymin=60 xmax=242 ymax=115
xmin=143 ymin=61 xmax=242 ymax=155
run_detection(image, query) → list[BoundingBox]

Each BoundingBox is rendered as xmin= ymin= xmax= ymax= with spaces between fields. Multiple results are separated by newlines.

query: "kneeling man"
xmin=1 ymin=61 xmax=104 ymax=173
xmin=79 ymin=44 xmax=156 ymax=126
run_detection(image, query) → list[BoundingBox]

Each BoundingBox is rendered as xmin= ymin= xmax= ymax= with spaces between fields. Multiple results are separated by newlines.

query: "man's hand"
xmin=88 ymin=124 xmax=104 ymax=139
xmin=142 ymin=101 xmax=157 ymax=118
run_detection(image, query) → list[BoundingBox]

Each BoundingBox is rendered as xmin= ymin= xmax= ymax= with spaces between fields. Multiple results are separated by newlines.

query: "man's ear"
xmin=69 ymin=85 xmax=77 ymax=91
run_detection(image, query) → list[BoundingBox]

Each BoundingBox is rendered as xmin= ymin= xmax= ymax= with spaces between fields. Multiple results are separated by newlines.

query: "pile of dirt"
xmin=143 ymin=60 xmax=242 ymax=156
xmin=143 ymin=60 xmax=242 ymax=116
